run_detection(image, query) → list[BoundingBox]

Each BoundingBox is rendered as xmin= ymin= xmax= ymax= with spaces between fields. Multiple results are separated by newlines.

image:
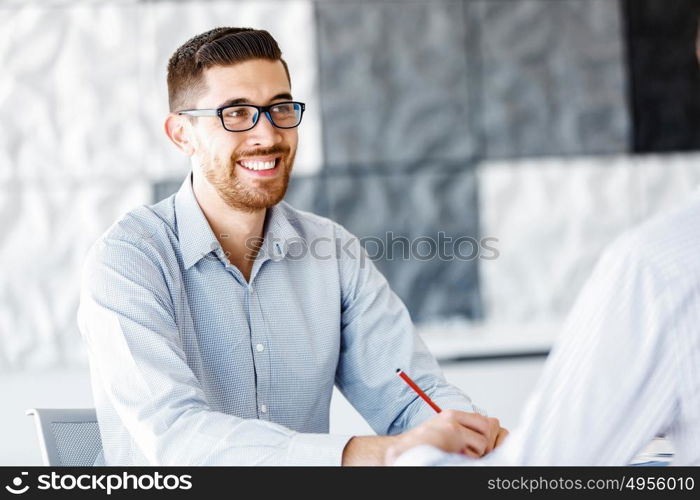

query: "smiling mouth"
xmin=237 ymin=157 xmax=280 ymax=172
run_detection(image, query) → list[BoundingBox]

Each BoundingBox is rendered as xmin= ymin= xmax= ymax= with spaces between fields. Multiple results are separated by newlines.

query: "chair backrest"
xmin=26 ymin=408 xmax=103 ymax=466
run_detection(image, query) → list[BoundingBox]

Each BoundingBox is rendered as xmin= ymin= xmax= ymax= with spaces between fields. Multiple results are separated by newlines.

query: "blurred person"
xmin=77 ymin=27 xmax=507 ymax=466
xmin=390 ymin=190 xmax=700 ymax=466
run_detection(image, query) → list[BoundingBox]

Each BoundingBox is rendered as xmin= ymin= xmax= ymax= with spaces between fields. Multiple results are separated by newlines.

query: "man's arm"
xmin=79 ymin=237 xmax=351 ymax=465
xmin=331 ymin=223 xmax=506 ymax=462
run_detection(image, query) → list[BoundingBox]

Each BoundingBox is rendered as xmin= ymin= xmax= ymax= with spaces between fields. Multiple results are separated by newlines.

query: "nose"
xmin=244 ymin=111 xmax=282 ymax=147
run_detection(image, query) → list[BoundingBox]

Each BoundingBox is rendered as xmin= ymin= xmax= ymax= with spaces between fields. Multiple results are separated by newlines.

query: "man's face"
xmin=189 ymin=59 xmax=297 ymax=212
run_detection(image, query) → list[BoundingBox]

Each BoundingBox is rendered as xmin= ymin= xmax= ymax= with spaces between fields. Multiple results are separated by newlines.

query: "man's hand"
xmin=484 ymin=416 xmax=509 ymax=454
xmin=341 ymin=410 xmax=509 ymax=465
xmin=384 ymin=410 xmax=509 ymax=465
xmin=494 ymin=422 xmax=510 ymax=448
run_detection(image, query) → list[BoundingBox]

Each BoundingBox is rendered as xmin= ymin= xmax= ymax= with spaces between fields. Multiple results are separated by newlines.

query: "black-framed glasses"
xmin=177 ymin=101 xmax=306 ymax=132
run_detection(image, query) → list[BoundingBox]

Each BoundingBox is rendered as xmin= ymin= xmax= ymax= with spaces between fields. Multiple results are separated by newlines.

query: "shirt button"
xmin=256 ymin=343 xmax=265 ymax=352
xmin=260 ymin=404 xmax=267 ymax=413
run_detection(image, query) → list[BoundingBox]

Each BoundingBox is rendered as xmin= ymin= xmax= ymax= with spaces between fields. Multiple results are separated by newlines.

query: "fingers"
xmin=485 ymin=417 xmax=501 ymax=454
xmin=455 ymin=427 xmax=489 ymax=457
xmin=439 ymin=411 xmax=506 ymax=457
xmin=460 ymin=445 xmax=482 ymax=459
xmin=392 ymin=410 xmax=506 ymax=462
xmin=495 ymin=427 xmax=510 ymax=448
xmin=441 ymin=409 xmax=490 ymax=436
xmin=434 ymin=409 xmax=491 ymax=457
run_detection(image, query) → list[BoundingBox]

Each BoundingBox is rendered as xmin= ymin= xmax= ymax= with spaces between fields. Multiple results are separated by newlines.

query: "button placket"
xmin=248 ymin=283 xmax=271 ymax=420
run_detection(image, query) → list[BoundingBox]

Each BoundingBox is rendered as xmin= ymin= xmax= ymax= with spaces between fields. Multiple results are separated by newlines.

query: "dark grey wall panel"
xmin=624 ymin=0 xmax=700 ymax=152
xmin=326 ymin=164 xmax=482 ymax=321
xmin=153 ymin=178 xmax=182 ymax=203
xmin=479 ymin=0 xmax=630 ymax=157
xmin=316 ymin=1 xmax=480 ymax=170
xmin=283 ymin=173 xmax=330 ymax=216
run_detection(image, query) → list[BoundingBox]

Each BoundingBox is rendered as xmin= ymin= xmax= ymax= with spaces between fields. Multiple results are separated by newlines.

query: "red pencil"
xmin=396 ymin=368 xmax=442 ymax=413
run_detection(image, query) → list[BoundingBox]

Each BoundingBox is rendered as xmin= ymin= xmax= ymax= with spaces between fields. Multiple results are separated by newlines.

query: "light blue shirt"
xmin=78 ymin=171 xmax=476 ymax=465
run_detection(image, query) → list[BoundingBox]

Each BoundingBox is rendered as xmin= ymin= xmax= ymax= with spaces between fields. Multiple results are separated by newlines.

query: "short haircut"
xmin=166 ymin=27 xmax=290 ymax=112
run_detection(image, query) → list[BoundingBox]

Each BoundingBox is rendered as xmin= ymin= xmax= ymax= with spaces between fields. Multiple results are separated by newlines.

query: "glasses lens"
xmin=221 ymin=106 xmax=258 ymax=131
xmin=269 ymin=102 xmax=302 ymax=128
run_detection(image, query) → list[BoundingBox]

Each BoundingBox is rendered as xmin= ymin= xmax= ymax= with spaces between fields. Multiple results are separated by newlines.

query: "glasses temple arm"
xmin=177 ymin=109 xmax=219 ymax=116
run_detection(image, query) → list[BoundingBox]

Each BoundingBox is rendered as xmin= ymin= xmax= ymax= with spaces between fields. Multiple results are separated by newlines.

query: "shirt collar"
xmin=174 ymin=171 xmax=300 ymax=270
xmin=259 ymin=197 xmax=301 ymax=263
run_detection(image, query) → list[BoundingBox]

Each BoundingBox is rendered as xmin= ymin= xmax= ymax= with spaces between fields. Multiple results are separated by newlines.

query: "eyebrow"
xmin=217 ymin=93 xmax=293 ymax=108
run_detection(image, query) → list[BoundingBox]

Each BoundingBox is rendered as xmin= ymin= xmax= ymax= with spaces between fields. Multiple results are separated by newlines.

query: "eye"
xmin=224 ymin=107 xmax=252 ymax=118
xmin=271 ymin=103 xmax=294 ymax=114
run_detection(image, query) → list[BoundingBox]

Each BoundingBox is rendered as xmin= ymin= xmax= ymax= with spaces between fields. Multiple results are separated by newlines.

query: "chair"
xmin=26 ymin=408 xmax=103 ymax=466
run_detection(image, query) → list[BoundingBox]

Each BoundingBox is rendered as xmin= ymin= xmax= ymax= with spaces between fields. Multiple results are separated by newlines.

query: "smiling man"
xmin=77 ymin=27 xmax=506 ymax=466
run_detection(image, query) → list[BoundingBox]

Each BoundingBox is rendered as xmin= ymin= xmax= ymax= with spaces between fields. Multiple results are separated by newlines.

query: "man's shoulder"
xmin=608 ymin=191 xmax=700 ymax=280
xmin=87 ymin=196 xmax=178 ymax=264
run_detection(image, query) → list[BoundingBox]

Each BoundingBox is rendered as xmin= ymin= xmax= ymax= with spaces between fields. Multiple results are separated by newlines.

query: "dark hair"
xmin=166 ymin=27 xmax=290 ymax=112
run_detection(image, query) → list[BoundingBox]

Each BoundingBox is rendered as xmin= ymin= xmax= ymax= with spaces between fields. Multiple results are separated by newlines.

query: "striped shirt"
xmin=397 ymin=190 xmax=700 ymax=466
xmin=77 ymin=171 xmax=476 ymax=466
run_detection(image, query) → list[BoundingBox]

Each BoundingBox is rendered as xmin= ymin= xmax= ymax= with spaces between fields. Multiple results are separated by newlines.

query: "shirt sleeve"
xmin=332 ymin=224 xmax=479 ymax=435
xmin=396 ymin=231 xmax=685 ymax=465
xmin=78 ymin=237 xmax=351 ymax=466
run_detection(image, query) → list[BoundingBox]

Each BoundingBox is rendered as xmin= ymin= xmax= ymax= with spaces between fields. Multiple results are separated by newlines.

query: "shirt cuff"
xmin=286 ymin=433 xmax=354 ymax=466
xmin=439 ymin=395 xmax=479 ymax=414
xmin=409 ymin=394 xmax=477 ymax=428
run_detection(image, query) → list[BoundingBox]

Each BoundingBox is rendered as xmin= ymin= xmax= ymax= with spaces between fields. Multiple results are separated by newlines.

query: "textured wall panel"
xmin=0 ymin=1 xmax=322 ymax=184
xmin=480 ymin=153 xmax=700 ymax=323
xmin=633 ymin=153 xmax=700 ymax=220
xmin=624 ymin=0 xmax=700 ymax=152
xmin=0 ymin=3 xmax=146 ymax=182
xmin=316 ymin=1 xmax=480 ymax=170
xmin=478 ymin=156 xmax=638 ymax=322
xmin=326 ymin=166 xmax=482 ymax=321
xmin=0 ymin=179 xmax=150 ymax=370
xmin=479 ymin=0 xmax=629 ymax=158
xmin=140 ymin=0 xmax=323 ymax=177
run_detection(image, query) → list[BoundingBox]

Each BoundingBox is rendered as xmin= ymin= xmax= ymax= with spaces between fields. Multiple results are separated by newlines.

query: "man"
xmin=77 ymin=27 xmax=506 ymax=466
xmin=391 ymin=190 xmax=700 ymax=465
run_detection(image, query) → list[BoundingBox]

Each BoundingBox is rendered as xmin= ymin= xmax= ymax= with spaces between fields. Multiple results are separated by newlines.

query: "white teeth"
xmin=240 ymin=159 xmax=276 ymax=171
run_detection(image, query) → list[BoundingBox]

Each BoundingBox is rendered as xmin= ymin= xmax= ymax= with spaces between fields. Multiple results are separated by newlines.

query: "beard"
xmin=200 ymin=144 xmax=295 ymax=213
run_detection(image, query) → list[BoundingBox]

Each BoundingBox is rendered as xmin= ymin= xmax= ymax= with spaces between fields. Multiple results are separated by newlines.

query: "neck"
xmin=191 ymin=171 xmax=266 ymax=278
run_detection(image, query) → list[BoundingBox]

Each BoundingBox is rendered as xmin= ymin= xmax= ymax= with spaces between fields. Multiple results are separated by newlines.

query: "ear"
xmin=164 ymin=113 xmax=196 ymax=156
